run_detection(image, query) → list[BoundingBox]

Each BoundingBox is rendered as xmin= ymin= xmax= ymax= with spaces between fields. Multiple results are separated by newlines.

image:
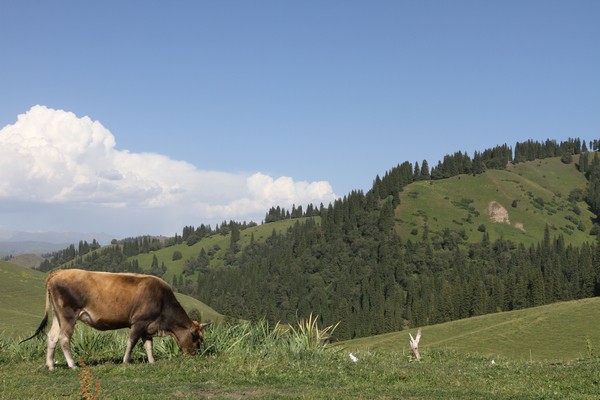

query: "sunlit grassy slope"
xmin=396 ymin=157 xmax=595 ymax=246
xmin=0 ymin=261 xmax=46 ymax=338
xmin=0 ymin=261 xmax=222 ymax=338
xmin=344 ymin=297 xmax=600 ymax=361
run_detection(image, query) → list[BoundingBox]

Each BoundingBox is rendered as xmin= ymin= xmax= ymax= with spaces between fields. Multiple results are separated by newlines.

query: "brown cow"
xmin=22 ymin=269 xmax=210 ymax=370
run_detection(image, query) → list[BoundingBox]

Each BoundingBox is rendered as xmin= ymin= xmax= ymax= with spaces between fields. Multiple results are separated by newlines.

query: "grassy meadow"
xmin=346 ymin=297 xmax=600 ymax=362
xmin=2 ymin=317 xmax=600 ymax=399
xmin=0 ymin=261 xmax=46 ymax=337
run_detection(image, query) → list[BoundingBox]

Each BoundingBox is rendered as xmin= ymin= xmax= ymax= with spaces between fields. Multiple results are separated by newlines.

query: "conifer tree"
xmin=420 ymin=159 xmax=430 ymax=180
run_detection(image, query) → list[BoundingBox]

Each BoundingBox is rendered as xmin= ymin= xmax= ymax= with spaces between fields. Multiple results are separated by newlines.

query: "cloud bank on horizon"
xmin=0 ymin=106 xmax=338 ymax=237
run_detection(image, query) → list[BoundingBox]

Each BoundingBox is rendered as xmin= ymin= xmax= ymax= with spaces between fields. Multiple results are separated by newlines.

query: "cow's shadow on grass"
xmin=49 ymin=354 xmax=154 ymax=369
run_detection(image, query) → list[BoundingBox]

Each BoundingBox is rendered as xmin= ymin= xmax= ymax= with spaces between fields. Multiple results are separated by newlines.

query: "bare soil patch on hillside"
xmin=488 ymin=201 xmax=510 ymax=224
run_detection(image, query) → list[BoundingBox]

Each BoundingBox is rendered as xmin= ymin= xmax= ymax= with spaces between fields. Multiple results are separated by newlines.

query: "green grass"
xmin=4 ymin=350 xmax=600 ymax=399
xmin=0 ymin=261 xmax=47 ymax=338
xmin=3 ymin=322 xmax=600 ymax=399
xmin=345 ymin=297 xmax=600 ymax=361
xmin=396 ymin=157 xmax=594 ymax=246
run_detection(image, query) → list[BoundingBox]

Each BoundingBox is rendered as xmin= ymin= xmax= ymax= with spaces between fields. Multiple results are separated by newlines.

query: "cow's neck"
xmin=162 ymin=302 xmax=193 ymax=345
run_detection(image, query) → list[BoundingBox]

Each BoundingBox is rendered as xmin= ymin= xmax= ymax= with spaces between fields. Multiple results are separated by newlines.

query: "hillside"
xmin=0 ymin=261 xmax=46 ymax=337
xmin=0 ymin=261 xmax=222 ymax=338
xmin=345 ymin=297 xmax=600 ymax=361
xmin=396 ymin=157 xmax=595 ymax=246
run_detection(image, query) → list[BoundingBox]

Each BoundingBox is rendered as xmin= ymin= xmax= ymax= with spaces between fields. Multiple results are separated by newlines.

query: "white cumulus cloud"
xmin=0 ymin=106 xmax=338 ymax=236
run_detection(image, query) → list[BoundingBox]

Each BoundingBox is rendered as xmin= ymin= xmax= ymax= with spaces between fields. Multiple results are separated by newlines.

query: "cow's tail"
xmin=19 ymin=280 xmax=52 ymax=344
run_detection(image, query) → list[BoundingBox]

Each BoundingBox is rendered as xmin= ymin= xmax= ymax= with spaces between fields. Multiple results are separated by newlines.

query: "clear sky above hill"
xmin=0 ymin=1 xmax=598 ymax=237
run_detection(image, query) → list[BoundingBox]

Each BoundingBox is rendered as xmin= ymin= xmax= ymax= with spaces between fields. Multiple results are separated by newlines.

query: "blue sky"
xmin=0 ymin=1 xmax=599 ymax=238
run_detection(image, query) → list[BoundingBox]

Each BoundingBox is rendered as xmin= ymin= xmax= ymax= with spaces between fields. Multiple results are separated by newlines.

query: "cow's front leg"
xmin=124 ymin=325 xmax=146 ymax=364
xmin=123 ymin=335 xmax=139 ymax=364
xmin=143 ymin=338 xmax=155 ymax=363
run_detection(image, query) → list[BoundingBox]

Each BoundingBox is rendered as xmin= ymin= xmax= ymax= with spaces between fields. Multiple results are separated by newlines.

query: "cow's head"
xmin=181 ymin=321 xmax=211 ymax=355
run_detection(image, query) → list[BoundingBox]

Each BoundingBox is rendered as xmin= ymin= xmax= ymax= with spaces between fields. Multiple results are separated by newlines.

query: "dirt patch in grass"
xmin=514 ymin=222 xmax=526 ymax=232
xmin=488 ymin=201 xmax=510 ymax=224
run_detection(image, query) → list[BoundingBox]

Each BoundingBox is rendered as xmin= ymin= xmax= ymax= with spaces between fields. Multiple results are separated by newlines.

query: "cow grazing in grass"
xmin=21 ymin=269 xmax=210 ymax=370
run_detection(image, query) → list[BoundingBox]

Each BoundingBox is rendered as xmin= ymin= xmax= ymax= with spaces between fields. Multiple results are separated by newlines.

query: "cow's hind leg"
xmin=46 ymin=315 xmax=61 ymax=370
xmin=58 ymin=323 xmax=77 ymax=369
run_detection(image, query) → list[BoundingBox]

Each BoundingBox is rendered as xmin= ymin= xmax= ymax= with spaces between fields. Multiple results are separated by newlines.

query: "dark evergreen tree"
xmin=420 ymin=160 xmax=430 ymax=180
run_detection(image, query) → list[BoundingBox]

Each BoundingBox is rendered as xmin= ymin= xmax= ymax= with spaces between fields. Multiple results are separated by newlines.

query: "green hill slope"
xmin=345 ymin=297 xmax=600 ymax=361
xmin=0 ymin=261 xmax=46 ymax=338
xmin=0 ymin=261 xmax=221 ymax=338
xmin=396 ymin=157 xmax=594 ymax=246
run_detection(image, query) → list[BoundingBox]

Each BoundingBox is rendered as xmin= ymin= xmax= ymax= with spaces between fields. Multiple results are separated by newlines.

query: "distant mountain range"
xmin=0 ymin=231 xmax=115 ymax=256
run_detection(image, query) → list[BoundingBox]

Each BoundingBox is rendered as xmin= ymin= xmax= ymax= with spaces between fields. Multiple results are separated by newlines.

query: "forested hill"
xmin=42 ymin=138 xmax=600 ymax=340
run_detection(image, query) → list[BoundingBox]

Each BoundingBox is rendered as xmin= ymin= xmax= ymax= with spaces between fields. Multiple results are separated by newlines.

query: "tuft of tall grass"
xmin=1 ymin=324 xmax=179 ymax=366
xmin=2 ymin=334 xmax=46 ymax=363
xmin=1 ymin=315 xmax=340 ymax=367
xmin=287 ymin=313 xmax=340 ymax=354
xmin=201 ymin=319 xmax=288 ymax=357
xmin=71 ymin=325 xmax=183 ymax=364
xmin=152 ymin=335 xmax=182 ymax=359
xmin=203 ymin=314 xmax=340 ymax=360
xmin=71 ymin=326 xmax=125 ymax=364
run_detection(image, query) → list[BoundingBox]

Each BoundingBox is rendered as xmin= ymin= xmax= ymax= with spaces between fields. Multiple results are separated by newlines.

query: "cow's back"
xmin=47 ymin=269 xmax=171 ymax=330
